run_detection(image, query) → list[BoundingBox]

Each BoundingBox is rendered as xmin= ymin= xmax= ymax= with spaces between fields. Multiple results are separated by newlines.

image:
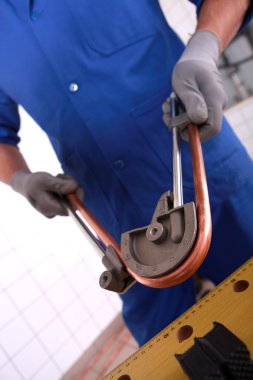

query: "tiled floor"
xmin=62 ymin=315 xmax=138 ymax=380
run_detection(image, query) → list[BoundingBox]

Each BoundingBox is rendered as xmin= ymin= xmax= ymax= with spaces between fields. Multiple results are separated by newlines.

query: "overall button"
xmin=113 ymin=159 xmax=125 ymax=170
xmin=69 ymin=83 xmax=79 ymax=93
xmin=31 ymin=10 xmax=43 ymax=21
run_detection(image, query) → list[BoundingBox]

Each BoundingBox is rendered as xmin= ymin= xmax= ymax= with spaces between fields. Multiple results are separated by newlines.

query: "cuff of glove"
xmin=184 ymin=30 xmax=221 ymax=63
xmin=11 ymin=171 xmax=31 ymax=195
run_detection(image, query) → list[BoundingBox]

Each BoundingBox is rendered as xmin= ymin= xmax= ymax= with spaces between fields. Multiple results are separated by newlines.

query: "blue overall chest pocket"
xmin=65 ymin=0 xmax=156 ymax=55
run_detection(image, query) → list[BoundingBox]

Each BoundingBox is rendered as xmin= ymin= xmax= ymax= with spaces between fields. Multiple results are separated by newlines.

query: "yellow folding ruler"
xmin=104 ymin=258 xmax=253 ymax=380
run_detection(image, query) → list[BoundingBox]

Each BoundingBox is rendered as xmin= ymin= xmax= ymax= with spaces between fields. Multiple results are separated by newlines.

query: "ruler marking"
xmin=104 ymin=259 xmax=252 ymax=379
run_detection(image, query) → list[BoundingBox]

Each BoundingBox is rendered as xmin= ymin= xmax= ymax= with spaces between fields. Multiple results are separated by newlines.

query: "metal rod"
xmin=170 ymin=93 xmax=183 ymax=208
xmin=61 ymin=196 xmax=106 ymax=257
xmin=63 ymin=193 xmax=122 ymax=261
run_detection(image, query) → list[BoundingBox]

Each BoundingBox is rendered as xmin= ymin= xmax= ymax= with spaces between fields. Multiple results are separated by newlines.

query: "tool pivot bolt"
xmin=146 ymin=223 xmax=167 ymax=244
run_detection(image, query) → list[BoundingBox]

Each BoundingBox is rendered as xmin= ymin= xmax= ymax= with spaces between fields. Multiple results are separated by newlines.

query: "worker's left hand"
xmin=11 ymin=171 xmax=83 ymax=218
xmin=163 ymin=30 xmax=227 ymax=142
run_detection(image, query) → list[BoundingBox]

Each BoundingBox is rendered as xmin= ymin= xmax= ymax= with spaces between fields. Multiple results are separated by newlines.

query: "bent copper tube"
xmin=127 ymin=123 xmax=212 ymax=287
xmin=66 ymin=123 xmax=211 ymax=288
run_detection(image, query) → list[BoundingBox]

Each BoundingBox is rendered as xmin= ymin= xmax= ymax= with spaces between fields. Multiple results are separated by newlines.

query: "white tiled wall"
xmin=0 ymin=108 xmax=121 ymax=380
xmin=159 ymin=0 xmax=197 ymax=44
xmin=226 ymin=97 xmax=253 ymax=157
xmin=0 ymin=1 xmax=253 ymax=380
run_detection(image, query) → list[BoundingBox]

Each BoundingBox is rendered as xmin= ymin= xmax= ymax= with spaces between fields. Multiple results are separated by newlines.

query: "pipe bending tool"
xmin=63 ymin=93 xmax=212 ymax=293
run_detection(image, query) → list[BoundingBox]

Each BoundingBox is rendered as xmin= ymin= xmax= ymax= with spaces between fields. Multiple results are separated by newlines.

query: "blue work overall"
xmin=0 ymin=1 xmax=253 ymax=345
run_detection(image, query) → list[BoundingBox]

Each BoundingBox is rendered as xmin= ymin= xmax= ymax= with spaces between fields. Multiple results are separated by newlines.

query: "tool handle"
xmin=170 ymin=93 xmax=184 ymax=208
xmin=64 ymin=193 xmax=122 ymax=259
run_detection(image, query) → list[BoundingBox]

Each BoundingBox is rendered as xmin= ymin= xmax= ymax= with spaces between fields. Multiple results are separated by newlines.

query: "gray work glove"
xmin=163 ymin=30 xmax=227 ymax=141
xmin=11 ymin=171 xmax=83 ymax=218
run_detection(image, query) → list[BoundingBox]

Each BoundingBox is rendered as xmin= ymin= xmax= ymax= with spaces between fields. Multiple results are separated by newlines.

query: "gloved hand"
xmin=11 ymin=171 xmax=83 ymax=218
xmin=163 ymin=30 xmax=227 ymax=141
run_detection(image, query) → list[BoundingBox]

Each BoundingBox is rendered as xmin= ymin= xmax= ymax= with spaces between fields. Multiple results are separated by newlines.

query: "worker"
xmin=0 ymin=1 xmax=253 ymax=347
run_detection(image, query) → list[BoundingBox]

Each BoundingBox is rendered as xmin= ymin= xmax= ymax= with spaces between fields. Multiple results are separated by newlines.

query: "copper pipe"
xmin=127 ymin=123 xmax=212 ymax=287
xmin=66 ymin=123 xmax=211 ymax=288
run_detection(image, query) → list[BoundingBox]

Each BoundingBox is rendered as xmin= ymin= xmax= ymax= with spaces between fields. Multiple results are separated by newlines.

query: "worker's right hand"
xmin=11 ymin=171 xmax=83 ymax=218
xmin=163 ymin=30 xmax=227 ymax=142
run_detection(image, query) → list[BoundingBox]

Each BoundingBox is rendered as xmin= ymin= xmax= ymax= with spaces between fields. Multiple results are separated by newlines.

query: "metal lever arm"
xmin=64 ymin=193 xmax=135 ymax=293
xmin=171 ymin=93 xmax=183 ymax=209
xmin=64 ymin=193 xmax=120 ymax=256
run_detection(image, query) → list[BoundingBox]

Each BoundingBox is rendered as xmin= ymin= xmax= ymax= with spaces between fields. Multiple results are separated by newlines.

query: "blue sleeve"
xmin=0 ymin=88 xmax=20 ymax=146
xmin=188 ymin=0 xmax=253 ymax=30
